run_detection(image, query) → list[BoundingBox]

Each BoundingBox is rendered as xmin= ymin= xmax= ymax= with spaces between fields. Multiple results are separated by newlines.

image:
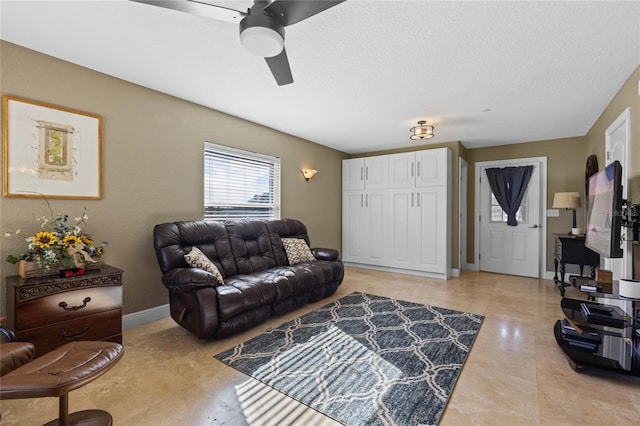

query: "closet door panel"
xmin=417 ymin=188 xmax=446 ymax=273
xmin=343 ymin=159 xmax=365 ymax=190
xmin=416 ymin=149 xmax=446 ymax=187
xmin=342 ymin=191 xmax=366 ymax=262
xmin=364 ymin=155 xmax=388 ymax=189
xmin=388 ymin=152 xmax=416 ymax=188
xmin=389 ymin=190 xmax=415 ymax=268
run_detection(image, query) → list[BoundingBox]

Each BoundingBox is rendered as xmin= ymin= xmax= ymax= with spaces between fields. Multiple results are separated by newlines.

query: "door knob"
xmin=529 ymin=224 xmax=539 ymax=228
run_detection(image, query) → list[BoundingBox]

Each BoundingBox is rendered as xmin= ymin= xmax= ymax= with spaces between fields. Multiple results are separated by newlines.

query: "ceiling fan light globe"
xmin=240 ymin=26 xmax=284 ymax=57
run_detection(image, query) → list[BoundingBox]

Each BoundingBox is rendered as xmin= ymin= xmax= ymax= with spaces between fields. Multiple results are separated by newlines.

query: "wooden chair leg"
xmin=59 ymin=393 xmax=70 ymax=426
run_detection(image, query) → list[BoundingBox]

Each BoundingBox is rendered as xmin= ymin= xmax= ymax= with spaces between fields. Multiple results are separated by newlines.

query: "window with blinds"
xmin=204 ymin=142 xmax=281 ymax=222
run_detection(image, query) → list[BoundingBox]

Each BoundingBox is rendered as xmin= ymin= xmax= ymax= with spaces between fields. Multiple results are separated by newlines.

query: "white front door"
xmin=478 ymin=159 xmax=543 ymax=278
xmin=604 ymin=108 xmax=630 ymax=280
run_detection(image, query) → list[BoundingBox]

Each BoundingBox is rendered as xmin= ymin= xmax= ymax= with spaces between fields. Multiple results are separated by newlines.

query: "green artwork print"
xmin=37 ymin=120 xmax=75 ymax=181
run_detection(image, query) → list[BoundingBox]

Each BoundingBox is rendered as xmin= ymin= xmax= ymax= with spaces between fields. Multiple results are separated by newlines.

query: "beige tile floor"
xmin=2 ymin=267 xmax=639 ymax=425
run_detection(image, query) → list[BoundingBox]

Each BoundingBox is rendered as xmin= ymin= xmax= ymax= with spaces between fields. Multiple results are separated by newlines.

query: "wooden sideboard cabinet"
xmin=553 ymin=234 xmax=600 ymax=296
xmin=6 ymin=265 xmax=123 ymax=357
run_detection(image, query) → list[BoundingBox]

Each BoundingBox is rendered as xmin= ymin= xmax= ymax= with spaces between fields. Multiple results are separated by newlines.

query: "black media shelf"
xmin=555 ymin=296 xmax=639 ymax=376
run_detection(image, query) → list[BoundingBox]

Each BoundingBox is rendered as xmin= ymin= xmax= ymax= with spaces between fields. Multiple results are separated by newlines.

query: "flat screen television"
xmin=585 ymin=160 xmax=623 ymax=258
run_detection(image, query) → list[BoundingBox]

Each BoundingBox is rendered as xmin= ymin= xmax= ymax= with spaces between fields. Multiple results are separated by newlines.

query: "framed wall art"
xmin=2 ymin=95 xmax=102 ymax=199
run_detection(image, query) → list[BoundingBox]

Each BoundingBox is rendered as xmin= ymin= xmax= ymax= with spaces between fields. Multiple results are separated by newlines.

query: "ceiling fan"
xmin=132 ymin=0 xmax=346 ymax=86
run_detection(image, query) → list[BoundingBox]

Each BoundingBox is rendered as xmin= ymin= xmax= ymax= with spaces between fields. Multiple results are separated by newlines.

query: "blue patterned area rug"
xmin=214 ymin=292 xmax=484 ymax=425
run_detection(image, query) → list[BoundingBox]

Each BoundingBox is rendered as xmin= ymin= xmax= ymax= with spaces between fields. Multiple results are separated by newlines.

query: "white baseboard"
xmin=122 ymin=304 xmax=170 ymax=330
xmin=461 ymin=263 xmax=556 ymax=280
xmin=462 ymin=262 xmax=479 ymax=271
xmin=344 ymin=262 xmax=450 ymax=280
xmin=450 ymin=268 xmax=460 ymax=278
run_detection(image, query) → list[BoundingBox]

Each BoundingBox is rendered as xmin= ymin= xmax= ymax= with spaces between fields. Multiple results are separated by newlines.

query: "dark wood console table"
xmin=5 ymin=265 xmax=123 ymax=357
xmin=553 ymin=233 xmax=600 ymax=296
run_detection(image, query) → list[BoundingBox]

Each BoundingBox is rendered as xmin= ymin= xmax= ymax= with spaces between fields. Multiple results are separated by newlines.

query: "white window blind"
xmin=204 ymin=142 xmax=281 ymax=221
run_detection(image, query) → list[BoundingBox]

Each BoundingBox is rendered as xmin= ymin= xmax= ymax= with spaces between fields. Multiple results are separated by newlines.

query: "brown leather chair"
xmin=1 ymin=340 xmax=124 ymax=426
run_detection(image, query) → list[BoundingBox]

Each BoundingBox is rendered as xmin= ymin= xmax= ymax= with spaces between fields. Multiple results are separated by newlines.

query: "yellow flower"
xmin=62 ymin=235 xmax=82 ymax=247
xmin=81 ymin=236 xmax=94 ymax=246
xmin=33 ymin=231 xmax=57 ymax=249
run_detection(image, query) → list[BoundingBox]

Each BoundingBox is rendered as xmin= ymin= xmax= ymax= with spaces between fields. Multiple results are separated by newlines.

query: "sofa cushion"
xmin=184 ymin=247 xmax=225 ymax=286
xmin=267 ymin=218 xmax=311 ymax=266
xmin=282 ymin=238 xmax=316 ymax=265
xmin=216 ymin=275 xmax=278 ymax=321
xmin=226 ymin=220 xmax=276 ymax=274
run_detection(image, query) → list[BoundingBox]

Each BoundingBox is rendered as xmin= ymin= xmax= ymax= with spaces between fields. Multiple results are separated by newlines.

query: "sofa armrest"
xmin=1 ymin=342 xmax=35 ymax=376
xmin=162 ymin=268 xmax=220 ymax=292
xmin=312 ymin=248 xmax=340 ymax=262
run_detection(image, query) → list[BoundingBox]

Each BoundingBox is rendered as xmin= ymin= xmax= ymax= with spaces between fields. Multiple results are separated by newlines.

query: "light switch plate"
xmin=547 ymin=209 xmax=560 ymax=217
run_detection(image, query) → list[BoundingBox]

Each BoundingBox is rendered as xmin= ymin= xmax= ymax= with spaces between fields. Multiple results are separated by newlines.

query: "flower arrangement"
xmin=4 ymin=205 xmax=107 ymax=270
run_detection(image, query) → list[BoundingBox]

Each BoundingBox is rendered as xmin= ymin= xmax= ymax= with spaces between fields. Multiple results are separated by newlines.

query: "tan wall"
xmin=585 ymin=65 xmax=640 ymax=204
xmin=0 ymin=41 xmax=348 ymax=315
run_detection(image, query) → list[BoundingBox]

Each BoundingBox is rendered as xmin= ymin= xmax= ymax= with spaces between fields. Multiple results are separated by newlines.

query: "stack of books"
xmin=579 ymin=302 xmax=626 ymax=328
xmin=559 ymin=318 xmax=601 ymax=352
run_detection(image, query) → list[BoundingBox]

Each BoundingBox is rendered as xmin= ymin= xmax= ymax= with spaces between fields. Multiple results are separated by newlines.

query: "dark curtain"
xmin=485 ymin=165 xmax=534 ymax=226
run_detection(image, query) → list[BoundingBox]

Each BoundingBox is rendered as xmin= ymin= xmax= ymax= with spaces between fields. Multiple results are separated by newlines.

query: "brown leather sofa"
xmin=153 ymin=218 xmax=344 ymax=339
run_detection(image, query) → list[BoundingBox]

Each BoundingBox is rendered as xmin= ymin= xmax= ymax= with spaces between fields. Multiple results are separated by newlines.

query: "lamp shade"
xmin=301 ymin=169 xmax=317 ymax=181
xmin=552 ymin=192 xmax=581 ymax=209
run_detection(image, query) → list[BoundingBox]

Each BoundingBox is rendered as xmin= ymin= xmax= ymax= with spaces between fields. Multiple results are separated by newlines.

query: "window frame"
xmin=203 ymin=142 xmax=281 ymax=222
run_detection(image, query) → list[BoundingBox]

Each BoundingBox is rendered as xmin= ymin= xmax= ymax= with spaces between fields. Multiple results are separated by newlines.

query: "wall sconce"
xmin=552 ymin=191 xmax=581 ymax=234
xmin=410 ymin=120 xmax=435 ymax=140
xmin=301 ymin=168 xmax=317 ymax=181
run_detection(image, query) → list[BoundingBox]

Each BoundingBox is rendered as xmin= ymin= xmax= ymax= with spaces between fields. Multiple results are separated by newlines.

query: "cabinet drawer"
xmin=15 ymin=286 xmax=122 ymax=330
xmin=16 ymin=309 xmax=122 ymax=357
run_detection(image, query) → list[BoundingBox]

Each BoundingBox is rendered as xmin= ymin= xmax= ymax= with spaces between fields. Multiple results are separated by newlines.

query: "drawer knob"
xmin=59 ymin=325 xmax=90 ymax=340
xmin=59 ymin=297 xmax=91 ymax=312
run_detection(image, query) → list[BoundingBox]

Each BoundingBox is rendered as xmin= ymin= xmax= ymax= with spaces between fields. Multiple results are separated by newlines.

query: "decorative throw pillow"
xmin=282 ymin=238 xmax=316 ymax=265
xmin=184 ymin=246 xmax=224 ymax=286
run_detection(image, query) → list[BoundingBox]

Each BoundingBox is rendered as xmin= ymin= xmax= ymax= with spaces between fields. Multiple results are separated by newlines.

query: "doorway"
xmin=459 ymin=158 xmax=468 ymax=271
xmin=475 ymin=157 xmax=547 ymax=278
xmin=604 ymin=108 xmax=631 ymax=280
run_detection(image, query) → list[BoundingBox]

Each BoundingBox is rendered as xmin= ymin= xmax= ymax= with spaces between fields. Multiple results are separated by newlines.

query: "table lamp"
xmin=552 ymin=192 xmax=581 ymax=235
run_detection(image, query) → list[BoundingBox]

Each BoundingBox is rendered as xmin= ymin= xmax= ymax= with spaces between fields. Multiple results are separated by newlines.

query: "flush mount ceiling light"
xmin=410 ymin=120 xmax=435 ymax=140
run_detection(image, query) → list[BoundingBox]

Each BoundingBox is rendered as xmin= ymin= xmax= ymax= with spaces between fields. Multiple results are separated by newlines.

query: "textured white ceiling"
xmin=1 ymin=0 xmax=639 ymax=154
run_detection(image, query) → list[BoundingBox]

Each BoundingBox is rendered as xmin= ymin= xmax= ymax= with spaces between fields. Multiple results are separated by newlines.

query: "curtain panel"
xmin=485 ymin=165 xmax=534 ymax=226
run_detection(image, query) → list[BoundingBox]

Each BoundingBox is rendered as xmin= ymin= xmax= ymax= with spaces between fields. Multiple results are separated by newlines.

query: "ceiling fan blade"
xmin=265 ymin=48 xmax=293 ymax=86
xmin=265 ymin=0 xmax=346 ymax=27
xmin=131 ymin=0 xmax=246 ymax=24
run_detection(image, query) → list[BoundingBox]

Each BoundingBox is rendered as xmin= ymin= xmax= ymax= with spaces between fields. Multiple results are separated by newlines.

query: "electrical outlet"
xmin=547 ymin=209 xmax=560 ymax=217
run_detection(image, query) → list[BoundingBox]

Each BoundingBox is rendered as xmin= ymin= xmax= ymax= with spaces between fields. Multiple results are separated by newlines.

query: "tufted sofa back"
xmin=225 ymin=220 xmax=276 ymax=274
xmin=154 ymin=218 xmax=312 ymax=278
xmin=153 ymin=221 xmax=237 ymax=277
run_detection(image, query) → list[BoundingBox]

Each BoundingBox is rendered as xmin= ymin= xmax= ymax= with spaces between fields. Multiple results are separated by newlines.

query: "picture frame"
xmin=2 ymin=95 xmax=102 ymax=199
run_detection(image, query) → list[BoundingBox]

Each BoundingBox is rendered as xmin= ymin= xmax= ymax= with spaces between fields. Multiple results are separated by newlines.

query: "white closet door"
xmin=363 ymin=155 xmax=389 ymax=189
xmin=363 ymin=190 xmax=388 ymax=264
xmin=388 ymin=152 xmax=416 ymax=188
xmin=416 ymin=187 xmax=447 ymax=273
xmin=388 ymin=189 xmax=416 ymax=269
xmin=416 ymin=148 xmax=447 ymax=187
xmin=342 ymin=158 xmax=365 ymax=190
xmin=342 ymin=191 xmax=366 ymax=262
